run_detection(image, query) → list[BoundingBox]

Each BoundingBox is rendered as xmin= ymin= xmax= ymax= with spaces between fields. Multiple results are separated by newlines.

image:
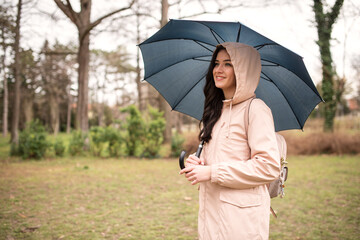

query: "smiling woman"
xmin=180 ymin=42 xmax=280 ymax=240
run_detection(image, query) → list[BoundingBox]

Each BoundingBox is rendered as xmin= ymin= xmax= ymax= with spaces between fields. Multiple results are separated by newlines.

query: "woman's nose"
xmin=215 ymin=64 xmax=224 ymax=72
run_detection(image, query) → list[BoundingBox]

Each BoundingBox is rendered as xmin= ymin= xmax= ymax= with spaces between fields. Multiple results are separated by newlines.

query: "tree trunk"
xmin=136 ymin=48 xmax=144 ymax=111
xmin=319 ymin=33 xmax=336 ymax=132
xmin=76 ymin=28 xmax=90 ymax=132
xmin=66 ymin=84 xmax=72 ymax=133
xmin=98 ymin=103 xmax=104 ymax=127
xmin=135 ymin=2 xmax=144 ymax=111
xmin=22 ymin=97 xmax=33 ymax=124
xmin=313 ymin=0 xmax=344 ymax=132
xmin=159 ymin=0 xmax=172 ymax=144
xmin=1 ymin=30 xmax=8 ymax=137
xmin=49 ymin=95 xmax=60 ymax=135
xmin=11 ymin=0 xmax=22 ymax=144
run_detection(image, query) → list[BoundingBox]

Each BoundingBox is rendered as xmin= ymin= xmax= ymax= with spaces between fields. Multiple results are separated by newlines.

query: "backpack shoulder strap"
xmin=275 ymin=133 xmax=287 ymax=161
xmin=244 ymin=97 xmax=256 ymax=136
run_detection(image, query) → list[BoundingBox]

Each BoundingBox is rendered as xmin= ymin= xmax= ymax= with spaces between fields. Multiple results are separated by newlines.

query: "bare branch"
xmin=87 ymin=0 xmax=136 ymax=32
xmin=327 ymin=0 xmax=345 ymax=27
xmin=179 ymin=2 xmax=246 ymax=19
xmin=40 ymin=50 xmax=77 ymax=56
xmin=169 ymin=0 xmax=182 ymax=7
xmin=53 ymin=0 xmax=80 ymax=27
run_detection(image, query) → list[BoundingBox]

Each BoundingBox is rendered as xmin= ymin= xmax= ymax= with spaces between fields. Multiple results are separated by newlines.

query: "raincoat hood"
xmin=217 ymin=42 xmax=261 ymax=105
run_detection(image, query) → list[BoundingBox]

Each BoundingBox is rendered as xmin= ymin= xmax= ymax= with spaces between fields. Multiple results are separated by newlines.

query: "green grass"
xmin=0 ymin=155 xmax=359 ymax=239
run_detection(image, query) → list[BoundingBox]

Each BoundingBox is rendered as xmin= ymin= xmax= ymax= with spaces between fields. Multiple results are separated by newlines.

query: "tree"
xmin=159 ymin=0 xmax=172 ymax=144
xmin=39 ymin=41 xmax=75 ymax=135
xmin=20 ymin=49 xmax=40 ymax=127
xmin=11 ymin=0 xmax=22 ymax=144
xmin=89 ymin=47 xmax=135 ymax=127
xmin=352 ymin=55 xmax=360 ymax=108
xmin=53 ymin=0 xmax=135 ymax=133
xmin=0 ymin=4 xmax=15 ymax=137
xmin=313 ymin=0 xmax=344 ymax=132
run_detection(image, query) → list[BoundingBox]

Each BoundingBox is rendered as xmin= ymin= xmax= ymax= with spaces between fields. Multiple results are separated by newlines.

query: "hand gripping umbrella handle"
xmin=179 ymin=141 xmax=204 ymax=170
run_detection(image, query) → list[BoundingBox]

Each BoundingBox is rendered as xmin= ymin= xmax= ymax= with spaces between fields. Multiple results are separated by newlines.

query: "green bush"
xmin=171 ymin=131 xmax=185 ymax=157
xmin=89 ymin=126 xmax=124 ymax=157
xmin=121 ymin=105 xmax=145 ymax=156
xmin=103 ymin=126 xmax=124 ymax=157
xmin=143 ymin=106 xmax=166 ymax=158
xmin=90 ymin=126 xmax=106 ymax=156
xmin=17 ymin=120 xmax=49 ymax=159
xmin=54 ymin=138 xmax=66 ymax=157
xmin=68 ymin=131 xmax=87 ymax=156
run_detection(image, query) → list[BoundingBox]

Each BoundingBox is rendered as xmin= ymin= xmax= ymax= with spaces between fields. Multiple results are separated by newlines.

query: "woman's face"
xmin=213 ymin=49 xmax=236 ymax=99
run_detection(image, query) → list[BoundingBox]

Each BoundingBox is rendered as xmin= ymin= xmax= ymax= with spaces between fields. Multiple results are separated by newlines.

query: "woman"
xmin=180 ymin=42 xmax=280 ymax=240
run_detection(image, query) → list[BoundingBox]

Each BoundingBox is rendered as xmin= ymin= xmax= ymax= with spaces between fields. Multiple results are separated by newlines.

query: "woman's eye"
xmin=225 ymin=63 xmax=232 ymax=67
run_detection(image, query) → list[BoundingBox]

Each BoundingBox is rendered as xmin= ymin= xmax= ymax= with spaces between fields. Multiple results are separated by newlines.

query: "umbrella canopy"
xmin=139 ymin=19 xmax=322 ymax=131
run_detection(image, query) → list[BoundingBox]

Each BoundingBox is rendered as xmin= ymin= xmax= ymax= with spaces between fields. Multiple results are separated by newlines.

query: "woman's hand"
xmin=185 ymin=154 xmax=203 ymax=167
xmin=179 ymin=165 xmax=211 ymax=185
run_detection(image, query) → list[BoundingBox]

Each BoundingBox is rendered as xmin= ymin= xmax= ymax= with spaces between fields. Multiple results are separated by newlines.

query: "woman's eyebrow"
xmin=215 ymin=59 xmax=231 ymax=62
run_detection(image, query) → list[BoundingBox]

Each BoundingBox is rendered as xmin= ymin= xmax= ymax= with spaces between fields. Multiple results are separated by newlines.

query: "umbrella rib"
xmin=261 ymin=71 xmax=304 ymax=129
xmin=144 ymin=54 xmax=212 ymax=80
xmin=260 ymin=75 xmax=272 ymax=82
xmin=172 ymin=74 xmax=206 ymax=111
xmin=236 ymin=23 xmax=241 ymax=42
xmin=261 ymin=59 xmax=322 ymax=100
xmin=194 ymin=40 xmax=216 ymax=53
xmin=210 ymin=29 xmax=223 ymax=44
xmin=254 ymin=43 xmax=278 ymax=50
xmin=193 ymin=58 xmax=211 ymax=62
xmin=196 ymin=21 xmax=225 ymax=44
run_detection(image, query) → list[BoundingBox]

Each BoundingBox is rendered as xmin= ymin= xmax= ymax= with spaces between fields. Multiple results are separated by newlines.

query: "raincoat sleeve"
xmin=211 ymin=100 xmax=280 ymax=189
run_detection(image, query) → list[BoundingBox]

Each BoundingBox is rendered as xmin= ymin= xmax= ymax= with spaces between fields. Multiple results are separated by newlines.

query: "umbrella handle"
xmin=179 ymin=141 xmax=204 ymax=170
xmin=179 ymin=150 xmax=186 ymax=170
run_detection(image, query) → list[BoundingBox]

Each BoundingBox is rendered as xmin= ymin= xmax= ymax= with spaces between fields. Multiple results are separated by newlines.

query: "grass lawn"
xmin=0 ymin=155 xmax=359 ymax=239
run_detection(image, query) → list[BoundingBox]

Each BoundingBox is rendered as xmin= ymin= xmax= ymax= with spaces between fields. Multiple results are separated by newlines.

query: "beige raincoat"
xmin=198 ymin=42 xmax=280 ymax=240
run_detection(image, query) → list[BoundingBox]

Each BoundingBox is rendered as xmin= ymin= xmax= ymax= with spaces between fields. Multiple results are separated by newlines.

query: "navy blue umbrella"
xmin=139 ymin=19 xmax=322 ymax=131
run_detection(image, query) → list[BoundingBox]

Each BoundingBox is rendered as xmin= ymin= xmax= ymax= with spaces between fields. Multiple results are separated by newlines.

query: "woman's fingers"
xmin=179 ymin=165 xmax=194 ymax=175
xmin=186 ymin=155 xmax=202 ymax=165
xmin=185 ymin=158 xmax=199 ymax=166
xmin=180 ymin=165 xmax=210 ymax=185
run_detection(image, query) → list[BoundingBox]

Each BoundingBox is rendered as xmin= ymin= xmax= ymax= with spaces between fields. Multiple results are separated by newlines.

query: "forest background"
xmin=1 ymin=1 xmax=360 ymax=239
xmin=1 ymin=0 xmax=359 ymax=148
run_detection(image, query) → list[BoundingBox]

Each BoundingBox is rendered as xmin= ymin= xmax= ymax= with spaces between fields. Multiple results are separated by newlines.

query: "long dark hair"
xmin=199 ymin=45 xmax=225 ymax=143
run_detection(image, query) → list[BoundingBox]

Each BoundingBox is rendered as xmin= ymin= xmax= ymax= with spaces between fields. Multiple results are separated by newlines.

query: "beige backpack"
xmin=244 ymin=98 xmax=288 ymax=199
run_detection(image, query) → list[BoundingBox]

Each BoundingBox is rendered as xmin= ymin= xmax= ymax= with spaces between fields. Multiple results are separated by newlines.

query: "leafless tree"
xmin=39 ymin=41 xmax=75 ymax=135
xmin=0 ymin=3 xmax=15 ymax=137
xmin=53 ymin=0 xmax=135 ymax=133
xmin=11 ymin=0 xmax=22 ymax=144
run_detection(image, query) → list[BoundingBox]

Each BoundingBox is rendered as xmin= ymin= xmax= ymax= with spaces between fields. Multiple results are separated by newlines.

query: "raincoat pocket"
xmin=218 ymin=189 xmax=265 ymax=239
xmin=220 ymin=189 xmax=262 ymax=208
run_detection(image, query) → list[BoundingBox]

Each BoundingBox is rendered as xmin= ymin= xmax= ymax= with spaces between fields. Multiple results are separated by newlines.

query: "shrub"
xmin=282 ymin=132 xmax=360 ymax=155
xmin=54 ymin=138 xmax=66 ymax=157
xmin=68 ymin=131 xmax=87 ymax=156
xmin=121 ymin=105 xmax=145 ymax=156
xmin=103 ymin=126 xmax=124 ymax=157
xmin=17 ymin=120 xmax=49 ymax=159
xmin=90 ymin=126 xmax=106 ymax=157
xmin=171 ymin=131 xmax=185 ymax=157
xmin=143 ymin=106 xmax=166 ymax=158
